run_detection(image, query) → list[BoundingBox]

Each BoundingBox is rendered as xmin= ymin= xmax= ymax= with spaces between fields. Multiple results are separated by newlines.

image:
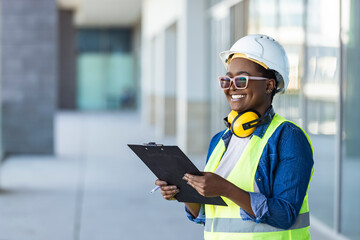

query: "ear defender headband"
xmin=224 ymin=108 xmax=275 ymax=138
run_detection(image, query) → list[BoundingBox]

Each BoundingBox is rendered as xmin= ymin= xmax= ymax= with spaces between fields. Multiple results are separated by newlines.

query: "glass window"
xmin=279 ymin=0 xmax=303 ymax=27
xmin=248 ymin=0 xmax=305 ymax=124
xmin=248 ymin=0 xmax=277 ymax=35
xmin=76 ymin=28 xmax=135 ymax=110
xmin=341 ymin=0 xmax=360 ymax=238
xmin=209 ymin=0 xmax=225 ymax=6
xmin=306 ymin=0 xmax=340 ymax=229
xmin=77 ymin=29 xmax=132 ymax=53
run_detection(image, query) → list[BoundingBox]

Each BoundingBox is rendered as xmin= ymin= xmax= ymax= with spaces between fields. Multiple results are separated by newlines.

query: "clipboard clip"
xmin=144 ymin=142 xmax=163 ymax=147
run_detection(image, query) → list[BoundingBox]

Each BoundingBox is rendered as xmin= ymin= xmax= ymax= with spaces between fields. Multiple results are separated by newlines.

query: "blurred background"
xmin=0 ymin=0 xmax=358 ymax=239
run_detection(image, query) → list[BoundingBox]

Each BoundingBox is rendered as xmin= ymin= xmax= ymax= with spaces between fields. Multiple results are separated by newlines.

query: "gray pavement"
xmin=0 ymin=111 xmax=204 ymax=240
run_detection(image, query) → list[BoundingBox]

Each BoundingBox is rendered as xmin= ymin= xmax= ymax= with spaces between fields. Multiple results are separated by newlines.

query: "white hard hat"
xmin=219 ymin=34 xmax=289 ymax=93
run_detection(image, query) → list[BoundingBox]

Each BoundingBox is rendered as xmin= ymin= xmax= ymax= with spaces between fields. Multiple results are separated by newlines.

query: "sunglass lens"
xmin=234 ymin=77 xmax=247 ymax=88
xmin=219 ymin=77 xmax=231 ymax=89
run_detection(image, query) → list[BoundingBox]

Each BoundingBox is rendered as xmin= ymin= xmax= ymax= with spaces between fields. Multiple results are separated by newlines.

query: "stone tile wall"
xmin=1 ymin=0 xmax=57 ymax=154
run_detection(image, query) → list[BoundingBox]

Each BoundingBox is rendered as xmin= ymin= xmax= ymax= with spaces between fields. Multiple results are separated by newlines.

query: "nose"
xmin=229 ymin=79 xmax=236 ymax=90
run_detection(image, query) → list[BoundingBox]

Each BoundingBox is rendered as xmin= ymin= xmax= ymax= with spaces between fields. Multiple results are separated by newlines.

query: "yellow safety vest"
xmin=204 ymin=114 xmax=313 ymax=240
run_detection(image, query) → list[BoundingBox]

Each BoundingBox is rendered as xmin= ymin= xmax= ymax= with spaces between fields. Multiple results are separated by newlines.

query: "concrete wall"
xmin=141 ymin=0 xmax=209 ymax=154
xmin=1 ymin=0 xmax=57 ymax=155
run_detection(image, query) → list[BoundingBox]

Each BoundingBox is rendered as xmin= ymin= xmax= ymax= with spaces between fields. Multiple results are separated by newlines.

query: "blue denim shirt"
xmin=185 ymin=109 xmax=314 ymax=229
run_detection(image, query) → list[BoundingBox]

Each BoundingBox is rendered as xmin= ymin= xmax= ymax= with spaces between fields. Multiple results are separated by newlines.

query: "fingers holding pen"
xmin=155 ymin=179 xmax=167 ymax=186
xmin=162 ymin=185 xmax=179 ymax=200
xmin=155 ymin=179 xmax=179 ymax=200
xmin=155 ymin=179 xmax=178 ymax=191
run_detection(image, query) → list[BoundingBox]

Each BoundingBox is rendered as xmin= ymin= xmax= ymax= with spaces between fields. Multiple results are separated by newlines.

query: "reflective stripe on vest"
xmin=204 ymin=212 xmax=310 ymax=233
xmin=203 ymin=114 xmax=313 ymax=239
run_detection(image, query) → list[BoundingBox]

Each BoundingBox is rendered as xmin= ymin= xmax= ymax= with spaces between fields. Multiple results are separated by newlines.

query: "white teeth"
xmin=231 ymin=95 xmax=245 ymax=99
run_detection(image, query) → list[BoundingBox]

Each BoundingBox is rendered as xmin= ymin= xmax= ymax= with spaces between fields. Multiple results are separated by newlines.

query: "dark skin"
xmin=155 ymin=58 xmax=276 ymax=218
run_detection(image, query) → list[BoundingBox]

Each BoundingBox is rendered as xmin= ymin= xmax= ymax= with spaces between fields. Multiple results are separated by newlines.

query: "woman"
xmin=155 ymin=34 xmax=314 ymax=239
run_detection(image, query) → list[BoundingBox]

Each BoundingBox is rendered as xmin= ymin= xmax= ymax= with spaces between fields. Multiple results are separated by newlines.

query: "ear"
xmin=265 ymin=79 xmax=276 ymax=94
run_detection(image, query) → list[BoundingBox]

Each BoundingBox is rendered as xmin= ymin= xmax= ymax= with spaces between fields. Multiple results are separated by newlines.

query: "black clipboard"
xmin=128 ymin=143 xmax=227 ymax=206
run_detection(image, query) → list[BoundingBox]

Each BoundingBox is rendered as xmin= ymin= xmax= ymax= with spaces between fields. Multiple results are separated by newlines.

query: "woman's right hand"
xmin=155 ymin=179 xmax=179 ymax=200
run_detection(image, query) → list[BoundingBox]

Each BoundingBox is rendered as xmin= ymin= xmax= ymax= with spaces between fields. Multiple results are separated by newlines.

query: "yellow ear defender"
xmin=224 ymin=108 xmax=274 ymax=138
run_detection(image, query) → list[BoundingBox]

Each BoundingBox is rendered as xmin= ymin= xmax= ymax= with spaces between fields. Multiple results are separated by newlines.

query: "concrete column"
xmin=1 ymin=0 xmax=57 ymax=154
xmin=154 ymin=24 xmax=177 ymax=139
xmin=177 ymin=0 xmax=209 ymax=154
xmin=58 ymin=9 xmax=76 ymax=110
xmin=149 ymin=38 xmax=157 ymax=125
xmin=163 ymin=24 xmax=177 ymax=136
xmin=140 ymin=35 xmax=156 ymax=127
xmin=140 ymin=36 xmax=151 ymax=126
xmin=153 ymin=33 xmax=165 ymax=138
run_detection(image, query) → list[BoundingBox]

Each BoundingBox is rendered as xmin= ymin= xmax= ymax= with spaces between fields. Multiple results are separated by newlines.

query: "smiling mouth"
xmin=231 ymin=94 xmax=246 ymax=100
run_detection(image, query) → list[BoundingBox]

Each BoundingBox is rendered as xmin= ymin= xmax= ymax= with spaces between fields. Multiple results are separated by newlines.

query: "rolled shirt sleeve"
xmin=185 ymin=204 xmax=205 ymax=225
xmin=240 ymin=192 xmax=268 ymax=223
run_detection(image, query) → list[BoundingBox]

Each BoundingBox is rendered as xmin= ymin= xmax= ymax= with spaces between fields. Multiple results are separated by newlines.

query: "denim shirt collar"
xmin=221 ymin=106 xmax=275 ymax=148
xmin=253 ymin=106 xmax=275 ymax=139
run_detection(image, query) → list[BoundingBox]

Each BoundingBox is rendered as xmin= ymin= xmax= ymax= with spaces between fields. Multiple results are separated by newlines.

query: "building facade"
xmin=141 ymin=0 xmax=360 ymax=239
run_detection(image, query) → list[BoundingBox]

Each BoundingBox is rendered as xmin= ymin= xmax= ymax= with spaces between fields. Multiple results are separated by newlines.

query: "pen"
xmin=150 ymin=185 xmax=161 ymax=194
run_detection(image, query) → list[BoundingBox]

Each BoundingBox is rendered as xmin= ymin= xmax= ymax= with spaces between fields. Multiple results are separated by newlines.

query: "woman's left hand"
xmin=183 ymin=172 xmax=230 ymax=197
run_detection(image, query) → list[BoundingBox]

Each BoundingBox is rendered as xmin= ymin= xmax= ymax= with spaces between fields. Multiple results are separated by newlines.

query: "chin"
xmin=230 ymin=105 xmax=247 ymax=112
